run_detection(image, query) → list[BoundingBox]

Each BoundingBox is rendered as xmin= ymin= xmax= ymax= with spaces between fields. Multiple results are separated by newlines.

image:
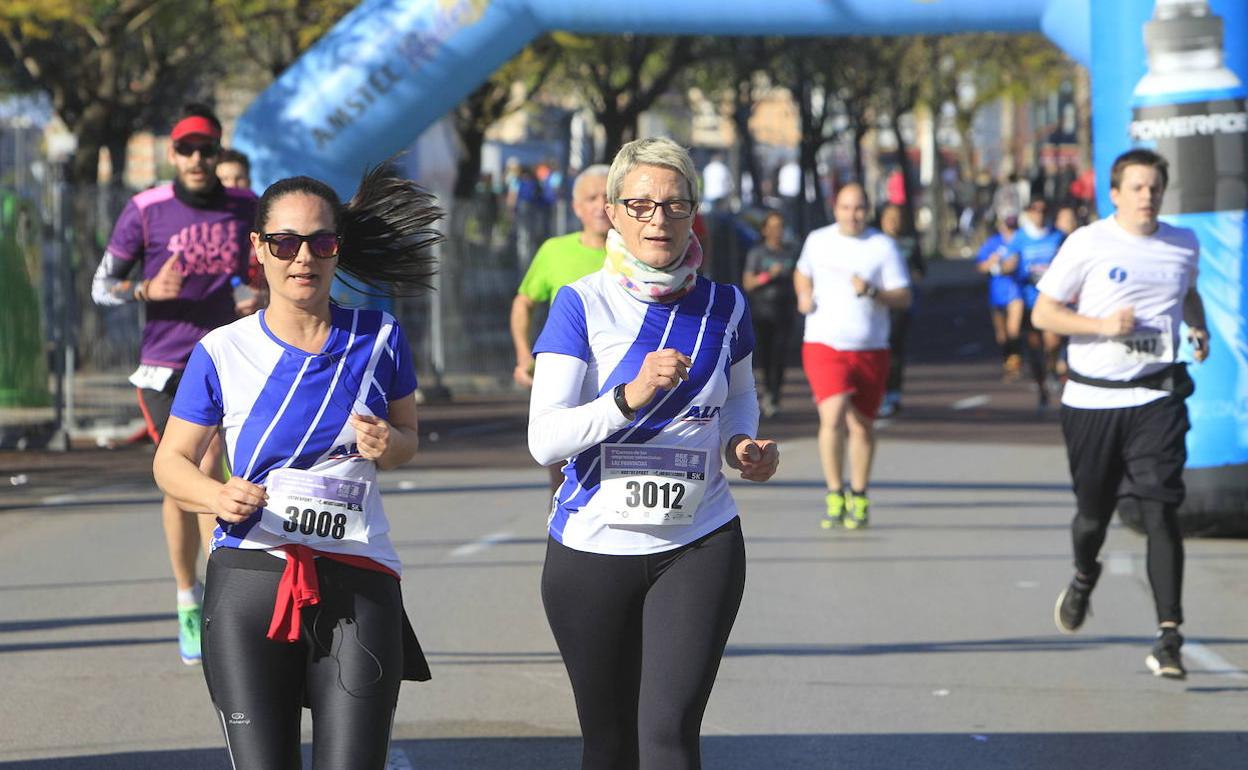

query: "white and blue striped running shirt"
xmin=531 ymin=273 xmax=757 ymax=555
xmin=171 ymin=304 xmax=417 ymax=573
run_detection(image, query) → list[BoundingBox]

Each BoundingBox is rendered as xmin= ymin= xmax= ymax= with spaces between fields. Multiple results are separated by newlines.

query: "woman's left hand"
xmin=730 ymin=437 xmax=779 ymax=482
xmin=350 ymin=414 xmax=392 ymax=461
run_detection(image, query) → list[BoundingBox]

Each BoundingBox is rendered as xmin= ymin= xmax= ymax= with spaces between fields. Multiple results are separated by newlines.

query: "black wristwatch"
xmin=865 ymin=284 xmax=879 ymax=299
xmin=613 ymin=383 xmax=637 ymax=419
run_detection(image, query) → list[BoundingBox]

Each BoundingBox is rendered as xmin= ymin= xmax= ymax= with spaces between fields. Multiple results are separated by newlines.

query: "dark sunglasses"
xmin=259 ymin=232 xmax=341 ymax=259
xmin=173 ymin=141 xmax=220 ymax=158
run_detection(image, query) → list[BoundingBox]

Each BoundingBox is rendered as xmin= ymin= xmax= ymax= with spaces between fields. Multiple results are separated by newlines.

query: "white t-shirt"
xmin=527 ymin=273 xmax=758 ymax=556
xmin=778 ymin=162 xmax=801 ymax=198
xmin=703 ymin=160 xmax=733 ymax=203
xmin=1036 ymin=216 xmax=1200 ymax=409
xmin=796 ymin=225 xmax=910 ymax=350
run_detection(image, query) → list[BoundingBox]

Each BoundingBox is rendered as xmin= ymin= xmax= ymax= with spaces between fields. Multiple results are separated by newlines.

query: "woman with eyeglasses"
xmin=529 ymin=137 xmax=780 ymax=769
xmin=153 ymin=167 xmax=440 ymax=769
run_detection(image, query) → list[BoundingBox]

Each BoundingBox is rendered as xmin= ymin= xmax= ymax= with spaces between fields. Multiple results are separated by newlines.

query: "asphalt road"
xmin=2 ymin=266 xmax=1246 ymax=768
xmin=3 ymin=437 xmax=1248 ymax=769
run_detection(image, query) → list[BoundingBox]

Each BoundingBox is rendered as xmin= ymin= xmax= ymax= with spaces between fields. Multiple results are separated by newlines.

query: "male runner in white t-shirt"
xmin=795 ymin=184 xmax=911 ymax=530
xmin=1032 ymin=148 xmax=1209 ymax=679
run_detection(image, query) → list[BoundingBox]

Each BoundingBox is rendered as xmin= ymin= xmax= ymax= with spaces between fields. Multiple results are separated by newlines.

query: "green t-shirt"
xmin=516 ymin=232 xmax=606 ymax=304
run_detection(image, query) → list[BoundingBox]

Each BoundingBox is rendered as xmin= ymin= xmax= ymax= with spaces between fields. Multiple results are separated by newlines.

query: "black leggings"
xmin=202 ymin=548 xmax=406 ymax=770
xmin=751 ymin=315 xmax=793 ymax=402
xmin=886 ymin=307 xmax=911 ymax=393
xmin=1060 ymin=398 xmax=1188 ymax=625
xmin=542 ymin=518 xmax=747 ymax=770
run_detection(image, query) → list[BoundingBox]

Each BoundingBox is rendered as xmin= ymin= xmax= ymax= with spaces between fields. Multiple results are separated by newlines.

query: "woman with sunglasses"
xmin=529 ymin=137 xmax=779 ymax=769
xmin=153 ymin=167 xmax=440 ymax=769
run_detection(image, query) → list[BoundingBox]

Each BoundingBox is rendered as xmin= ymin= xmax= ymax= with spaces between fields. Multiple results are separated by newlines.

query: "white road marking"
xmin=1183 ymin=641 xmax=1248 ymax=680
xmin=1114 ymin=549 xmax=1247 ymax=680
xmin=1107 ymin=550 xmax=1135 ymax=576
xmin=952 ymin=395 xmax=990 ymax=411
xmin=450 ymin=529 xmax=513 ymax=558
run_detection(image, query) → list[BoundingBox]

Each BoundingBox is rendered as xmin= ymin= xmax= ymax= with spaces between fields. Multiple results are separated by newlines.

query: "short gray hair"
xmin=606 ymin=137 xmax=699 ymax=206
xmin=572 ymin=164 xmax=610 ymax=198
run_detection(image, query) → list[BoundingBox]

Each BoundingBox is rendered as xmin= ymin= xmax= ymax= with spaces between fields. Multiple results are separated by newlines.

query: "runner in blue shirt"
xmin=974 ymin=212 xmax=1023 ymax=381
xmin=1003 ymin=197 xmax=1066 ymax=408
xmin=153 ymin=167 xmax=440 ymax=768
xmin=530 ymin=137 xmax=779 ymax=767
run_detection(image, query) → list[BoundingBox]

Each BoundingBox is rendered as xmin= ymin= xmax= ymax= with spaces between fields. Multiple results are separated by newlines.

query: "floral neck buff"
xmin=603 ymin=228 xmax=703 ymax=303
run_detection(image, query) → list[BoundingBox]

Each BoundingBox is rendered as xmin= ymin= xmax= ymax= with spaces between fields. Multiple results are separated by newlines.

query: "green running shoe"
xmin=821 ymin=491 xmax=846 ymax=529
xmin=843 ymin=493 xmax=870 ymax=530
xmin=178 ymin=604 xmax=202 ymax=666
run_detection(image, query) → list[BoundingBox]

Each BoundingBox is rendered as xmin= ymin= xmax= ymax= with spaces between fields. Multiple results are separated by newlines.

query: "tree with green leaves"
xmin=451 ymin=35 xmax=562 ymax=199
xmin=866 ymin=37 xmax=927 ymax=235
xmin=554 ymin=34 xmax=698 ymax=162
xmin=928 ymin=33 xmax=1075 ymax=184
xmin=216 ymin=0 xmax=357 ymax=80
xmin=0 ymin=0 xmax=358 ymax=186
xmin=0 ymin=0 xmax=222 ymax=184
xmin=674 ymin=36 xmax=783 ymax=204
xmin=771 ymin=37 xmax=920 ymax=233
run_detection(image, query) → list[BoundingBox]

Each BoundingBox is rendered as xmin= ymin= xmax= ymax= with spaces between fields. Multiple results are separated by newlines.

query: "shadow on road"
xmin=3 ymin=731 xmax=1246 ymax=769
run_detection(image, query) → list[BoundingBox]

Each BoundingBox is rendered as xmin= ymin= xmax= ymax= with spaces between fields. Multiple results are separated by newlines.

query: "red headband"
xmin=171 ymin=116 xmax=221 ymax=142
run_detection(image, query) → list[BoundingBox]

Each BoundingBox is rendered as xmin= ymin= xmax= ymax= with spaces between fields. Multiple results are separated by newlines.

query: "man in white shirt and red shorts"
xmin=795 ymin=183 xmax=912 ymax=530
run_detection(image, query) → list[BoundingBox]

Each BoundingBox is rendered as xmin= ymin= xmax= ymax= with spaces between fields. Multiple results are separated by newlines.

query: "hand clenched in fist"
xmin=622 ymin=348 xmax=692 ymax=412
xmin=726 ymin=436 xmax=780 ymax=482
xmin=1099 ymin=306 xmax=1135 ymax=337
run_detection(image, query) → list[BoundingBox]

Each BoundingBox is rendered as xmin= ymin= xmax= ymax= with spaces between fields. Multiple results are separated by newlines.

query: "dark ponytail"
xmin=338 ymin=164 xmax=442 ymax=296
xmin=255 ymin=164 xmax=443 ymax=297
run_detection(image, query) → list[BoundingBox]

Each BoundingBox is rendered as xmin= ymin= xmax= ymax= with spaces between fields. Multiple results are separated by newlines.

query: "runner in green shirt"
xmin=514 ymin=233 xmax=606 ymax=314
xmin=511 ymin=165 xmax=610 ymax=384
xmin=511 ymin=164 xmax=610 ymax=492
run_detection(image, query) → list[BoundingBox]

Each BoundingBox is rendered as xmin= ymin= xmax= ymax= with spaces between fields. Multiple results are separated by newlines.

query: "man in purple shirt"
xmin=92 ymin=103 xmax=257 ymax=665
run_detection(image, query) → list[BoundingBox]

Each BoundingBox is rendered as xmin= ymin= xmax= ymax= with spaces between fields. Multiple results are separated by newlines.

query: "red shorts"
xmin=801 ymin=343 xmax=890 ymax=418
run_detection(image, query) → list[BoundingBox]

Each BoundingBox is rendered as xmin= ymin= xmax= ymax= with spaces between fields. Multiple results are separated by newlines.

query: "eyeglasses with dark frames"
xmin=173 ymin=141 xmax=221 ymax=159
xmin=259 ymin=232 xmax=341 ymax=260
xmin=617 ymin=198 xmax=695 ymax=221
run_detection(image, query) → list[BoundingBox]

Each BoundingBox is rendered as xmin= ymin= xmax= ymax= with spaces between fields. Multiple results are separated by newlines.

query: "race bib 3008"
xmin=258 ymin=467 xmax=372 ymax=545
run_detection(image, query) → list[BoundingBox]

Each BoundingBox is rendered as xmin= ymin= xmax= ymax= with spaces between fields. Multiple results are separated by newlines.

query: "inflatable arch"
xmin=233 ymin=0 xmax=1248 ymax=532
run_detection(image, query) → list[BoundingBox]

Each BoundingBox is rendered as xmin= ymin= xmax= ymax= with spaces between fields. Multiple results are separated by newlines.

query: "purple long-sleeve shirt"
xmin=103 ymin=183 xmax=257 ymax=369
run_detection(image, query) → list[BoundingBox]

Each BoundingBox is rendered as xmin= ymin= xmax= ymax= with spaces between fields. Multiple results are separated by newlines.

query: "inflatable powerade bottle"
xmin=1130 ymin=0 xmax=1248 ymax=534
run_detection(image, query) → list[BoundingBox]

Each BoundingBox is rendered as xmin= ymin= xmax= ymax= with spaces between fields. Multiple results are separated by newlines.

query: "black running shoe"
xmin=1146 ymin=628 xmax=1186 ymax=679
xmin=1054 ymin=576 xmax=1095 ymax=634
